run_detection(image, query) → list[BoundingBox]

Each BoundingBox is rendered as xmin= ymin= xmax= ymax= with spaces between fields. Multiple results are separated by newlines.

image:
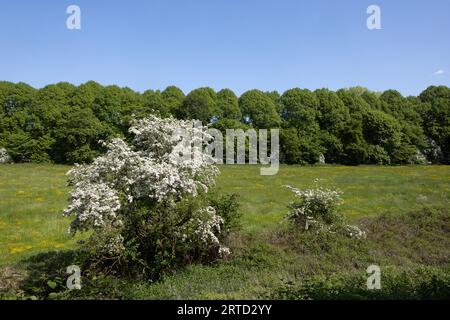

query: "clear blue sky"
xmin=0 ymin=0 xmax=448 ymax=96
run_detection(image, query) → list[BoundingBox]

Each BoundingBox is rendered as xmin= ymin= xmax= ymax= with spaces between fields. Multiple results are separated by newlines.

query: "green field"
xmin=0 ymin=164 xmax=449 ymax=299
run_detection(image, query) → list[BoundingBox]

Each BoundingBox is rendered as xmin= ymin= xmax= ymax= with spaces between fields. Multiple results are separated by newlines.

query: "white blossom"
xmin=284 ymin=184 xmax=365 ymax=240
xmin=193 ymin=206 xmax=224 ymax=246
xmin=103 ymin=234 xmax=126 ymax=255
xmin=63 ymin=116 xmax=227 ymax=256
xmin=283 ymin=184 xmax=343 ymax=230
xmin=342 ymin=224 xmax=366 ymax=240
xmin=63 ymin=182 xmax=121 ymax=233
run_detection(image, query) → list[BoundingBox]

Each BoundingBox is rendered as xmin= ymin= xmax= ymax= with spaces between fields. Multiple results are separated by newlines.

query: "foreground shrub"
xmin=63 ymin=116 xmax=239 ymax=278
xmin=270 ymin=265 xmax=450 ymax=300
xmin=7 ymin=208 xmax=447 ymax=300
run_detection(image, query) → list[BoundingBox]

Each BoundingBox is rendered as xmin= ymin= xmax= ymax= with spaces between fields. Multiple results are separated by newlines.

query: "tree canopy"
xmin=0 ymin=81 xmax=449 ymax=165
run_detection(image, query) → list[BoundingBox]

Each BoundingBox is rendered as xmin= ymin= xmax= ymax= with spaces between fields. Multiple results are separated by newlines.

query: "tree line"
xmin=0 ymin=81 xmax=449 ymax=165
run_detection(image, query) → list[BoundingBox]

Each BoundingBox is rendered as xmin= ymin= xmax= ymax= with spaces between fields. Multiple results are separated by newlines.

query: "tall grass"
xmin=0 ymin=164 xmax=449 ymax=300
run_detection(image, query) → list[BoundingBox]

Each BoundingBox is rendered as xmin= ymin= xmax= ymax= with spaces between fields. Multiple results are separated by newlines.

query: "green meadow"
xmin=1 ymin=164 xmax=450 ymax=265
xmin=0 ymin=164 xmax=449 ymax=299
xmin=216 ymin=165 xmax=450 ymax=232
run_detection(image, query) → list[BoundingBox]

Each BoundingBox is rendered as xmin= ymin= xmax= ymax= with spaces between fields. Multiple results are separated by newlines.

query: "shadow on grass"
xmin=3 ymin=207 xmax=449 ymax=300
xmin=16 ymin=250 xmax=83 ymax=299
xmin=8 ymin=250 xmax=136 ymax=300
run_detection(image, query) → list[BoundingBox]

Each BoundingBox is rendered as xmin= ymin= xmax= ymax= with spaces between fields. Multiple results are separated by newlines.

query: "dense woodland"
xmin=0 ymin=81 xmax=449 ymax=165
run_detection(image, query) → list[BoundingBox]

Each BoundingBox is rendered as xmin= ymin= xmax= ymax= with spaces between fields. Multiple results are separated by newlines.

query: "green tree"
xmin=280 ymin=127 xmax=323 ymax=164
xmin=379 ymin=90 xmax=427 ymax=162
xmin=419 ymin=86 xmax=450 ymax=163
xmin=239 ymin=90 xmax=281 ymax=128
xmin=2 ymin=132 xmax=53 ymax=163
xmin=117 ymin=86 xmax=145 ymax=133
xmin=161 ymin=86 xmax=185 ymax=116
xmin=337 ymin=89 xmax=370 ymax=116
xmin=142 ymin=89 xmax=169 ymax=117
xmin=281 ymin=88 xmax=319 ymax=130
xmin=52 ymin=106 xmax=108 ymax=163
xmin=314 ymin=88 xmax=349 ymax=133
xmin=92 ymin=85 xmax=125 ymax=131
xmin=216 ymin=89 xmax=241 ymax=120
xmin=339 ymin=120 xmax=368 ymax=165
xmin=178 ymin=87 xmax=217 ymax=124
xmin=279 ymin=89 xmax=322 ymax=163
xmin=265 ymin=90 xmax=282 ymax=114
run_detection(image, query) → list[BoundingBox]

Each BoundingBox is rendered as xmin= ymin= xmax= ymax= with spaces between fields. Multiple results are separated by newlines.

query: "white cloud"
xmin=434 ymin=69 xmax=445 ymax=75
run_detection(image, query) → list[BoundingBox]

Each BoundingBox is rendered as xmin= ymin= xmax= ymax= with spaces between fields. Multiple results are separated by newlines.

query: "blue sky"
xmin=0 ymin=0 xmax=448 ymax=96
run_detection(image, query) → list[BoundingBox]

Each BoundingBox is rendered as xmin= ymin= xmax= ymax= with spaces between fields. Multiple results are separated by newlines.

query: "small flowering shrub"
xmin=284 ymin=185 xmax=343 ymax=230
xmin=0 ymin=148 xmax=12 ymax=164
xmin=284 ymin=184 xmax=365 ymax=239
xmin=63 ymin=116 xmax=239 ymax=278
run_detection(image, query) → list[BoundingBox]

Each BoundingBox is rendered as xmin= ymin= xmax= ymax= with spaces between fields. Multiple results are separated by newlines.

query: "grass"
xmin=0 ymin=164 xmax=82 ymax=265
xmin=0 ymin=164 xmax=449 ymax=299
xmin=215 ymin=164 xmax=450 ymax=231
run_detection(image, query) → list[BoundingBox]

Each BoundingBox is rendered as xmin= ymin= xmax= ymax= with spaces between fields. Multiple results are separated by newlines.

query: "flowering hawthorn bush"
xmin=283 ymin=185 xmax=343 ymax=230
xmin=63 ymin=116 xmax=239 ymax=278
xmin=284 ymin=185 xmax=365 ymax=239
xmin=0 ymin=148 xmax=12 ymax=164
